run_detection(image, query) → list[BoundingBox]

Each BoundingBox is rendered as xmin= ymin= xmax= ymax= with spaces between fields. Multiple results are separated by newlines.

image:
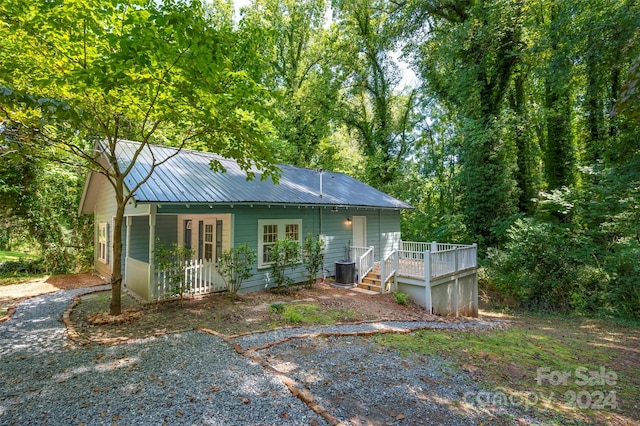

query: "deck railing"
xmin=398 ymin=241 xmax=477 ymax=280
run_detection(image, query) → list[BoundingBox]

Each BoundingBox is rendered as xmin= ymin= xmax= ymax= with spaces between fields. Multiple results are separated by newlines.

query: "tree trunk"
xmin=109 ymin=182 xmax=126 ymax=316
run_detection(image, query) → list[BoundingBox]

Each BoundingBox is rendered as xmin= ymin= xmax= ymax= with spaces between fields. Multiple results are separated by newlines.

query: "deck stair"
xmin=357 ymin=263 xmax=392 ymax=293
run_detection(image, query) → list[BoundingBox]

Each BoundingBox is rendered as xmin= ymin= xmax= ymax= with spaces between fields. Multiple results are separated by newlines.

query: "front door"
xmin=352 ymin=216 xmax=366 ymax=248
xmin=199 ymin=219 xmax=225 ymax=292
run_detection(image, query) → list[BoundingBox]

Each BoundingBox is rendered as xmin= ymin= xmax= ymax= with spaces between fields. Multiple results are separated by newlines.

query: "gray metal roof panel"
xmin=111 ymin=140 xmax=412 ymax=209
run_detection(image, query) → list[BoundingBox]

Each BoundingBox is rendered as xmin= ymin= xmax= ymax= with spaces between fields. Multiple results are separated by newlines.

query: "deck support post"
xmin=424 ymin=250 xmax=432 ymax=314
xmin=453 ymin=248 xmax=459 ymax=317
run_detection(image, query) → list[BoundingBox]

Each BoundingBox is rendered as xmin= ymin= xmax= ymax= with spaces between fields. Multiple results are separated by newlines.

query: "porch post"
xmin=424 ymin=250 xmax=432 ymax=314
xmin=148 ymin=205 xmax=157 ymax=300
xmin=124 ymin=216 xmax=131 ymax=287
xmin=431 ymin=241 xmax=437 ymax=253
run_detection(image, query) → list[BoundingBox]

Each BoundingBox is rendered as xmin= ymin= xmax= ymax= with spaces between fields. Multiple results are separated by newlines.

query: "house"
xmin=79 ymin=140 xmax=413 ymax=301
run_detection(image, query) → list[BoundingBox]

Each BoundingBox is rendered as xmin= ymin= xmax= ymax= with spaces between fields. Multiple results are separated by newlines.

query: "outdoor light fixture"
xmin=331 ymin=206 xmax=338 ymax=213
xmin=346 ymin=217 xmax=352 ymax=224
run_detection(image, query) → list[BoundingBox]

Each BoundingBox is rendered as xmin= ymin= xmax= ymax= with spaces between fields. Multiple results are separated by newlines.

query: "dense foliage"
xmin=1 ymin=0 xmax=638 ymax=317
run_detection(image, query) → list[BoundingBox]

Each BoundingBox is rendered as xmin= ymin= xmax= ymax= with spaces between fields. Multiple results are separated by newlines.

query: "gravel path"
xmin=0 ymin=288 xmax=546 ymax=425
xmin=0 ymin=288 xmax=323 ymax=425
xmin=230 ymin=320 xmax=499 ymax=353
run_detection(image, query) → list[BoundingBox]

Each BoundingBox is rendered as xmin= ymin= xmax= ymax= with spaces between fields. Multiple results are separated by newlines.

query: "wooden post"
xmin=424 ymin=250 xmax=432 ymax=314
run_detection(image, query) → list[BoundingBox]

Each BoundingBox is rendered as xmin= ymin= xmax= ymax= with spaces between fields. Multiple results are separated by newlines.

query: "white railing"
xmin=457 ymin=244 xmax=477 ymax=271
xmin=397 ymin=250 xmax=425 ymax=279
xmin=380 ymin=251 xmax=397 ymax=293
xmin=351 ymin=246 xmax=370 ymax=264
xmin=397 ymin=242 xmax=477 ymax=280
xmin=400 ymin=241 xmax=430 ymax=254
xmin=156 ymin=259 xmax=226 ymax=299
xmin=353 ymin=246 xmax=374 ymax=284
xmin=400 ymin=240 xmax=472 ymax=254
xmin=430 ymin=249 xmax=456 ymax=278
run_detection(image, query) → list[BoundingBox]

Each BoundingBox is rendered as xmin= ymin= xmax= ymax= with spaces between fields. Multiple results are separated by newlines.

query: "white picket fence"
xmin=156 ymin=259 xmax=227 ymax=299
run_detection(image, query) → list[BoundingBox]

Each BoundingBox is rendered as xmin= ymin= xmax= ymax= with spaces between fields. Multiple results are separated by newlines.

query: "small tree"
xmin=302 ymin=234 xmax=324 ymax=288
xmin=154 ymin=241 xmax=194 ymax=303
xmin=269 ymin=238 xmax=301 ymax=291
xmin=218 ymin=243 xmax=257 ymax=295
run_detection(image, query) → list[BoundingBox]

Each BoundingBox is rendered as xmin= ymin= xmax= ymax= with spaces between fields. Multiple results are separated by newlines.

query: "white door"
xmin=352 ymin=216 xmax=366 ymax=248
xmin=201 ymin=219 xmax=225 ymax=291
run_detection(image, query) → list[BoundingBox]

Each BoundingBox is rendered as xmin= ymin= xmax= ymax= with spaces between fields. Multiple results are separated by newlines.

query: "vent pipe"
xmin=319 ymin=169 xmax=323 ymax=198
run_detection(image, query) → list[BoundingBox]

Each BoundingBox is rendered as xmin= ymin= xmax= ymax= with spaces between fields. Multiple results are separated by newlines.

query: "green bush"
xmin=218 ymin=243 xmax=256 ymax=295
xmin=268 ymin=302 xmax=284 ymax=314
xmin=485 ymin=218 xmax=610 ymax=314
xmin=268 ymin=238 xmax=300 ymax=290
xmin=302 ymin=234 xmax=324 ymax=288
xmin=393 ymin=291 xmax=409 ymax=305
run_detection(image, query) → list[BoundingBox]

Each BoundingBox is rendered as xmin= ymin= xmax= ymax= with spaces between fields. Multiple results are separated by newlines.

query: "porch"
xmin=350 ymin=241 xmax=478 ymax=317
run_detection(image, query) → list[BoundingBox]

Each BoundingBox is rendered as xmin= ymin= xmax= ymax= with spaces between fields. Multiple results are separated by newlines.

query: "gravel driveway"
xmin=0 ymin=288 xmax=544 ymax=425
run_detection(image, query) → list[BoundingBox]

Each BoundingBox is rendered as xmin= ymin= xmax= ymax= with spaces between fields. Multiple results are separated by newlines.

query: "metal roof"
xmin=109 ymin=140 xmax=412 ymax=209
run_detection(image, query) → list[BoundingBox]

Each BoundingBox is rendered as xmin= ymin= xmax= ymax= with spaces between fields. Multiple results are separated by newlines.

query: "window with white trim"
xmin=98 ymin=222 xmax=109 ymax=264
xmin=257 ymin=219 xmax=302 ymax=268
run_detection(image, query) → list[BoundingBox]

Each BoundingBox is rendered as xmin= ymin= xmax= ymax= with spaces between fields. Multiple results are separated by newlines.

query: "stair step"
xmin=357 ymin=283 xmax=381 ymax=292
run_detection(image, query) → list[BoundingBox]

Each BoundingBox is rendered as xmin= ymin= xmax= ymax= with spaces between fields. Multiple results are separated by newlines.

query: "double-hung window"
xmin=257 ymin=219 xmax=302 ymax=268
xmin=98 ymin=222 xmax=109 ymax=264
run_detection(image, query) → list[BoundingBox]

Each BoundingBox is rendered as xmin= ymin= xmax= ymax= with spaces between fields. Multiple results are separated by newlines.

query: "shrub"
xmin=154 ymin=241 xmax=194 ymax=302
xmin=268 ymin=302 xmax=284 ymax=314
xmin=302 ymin=234 xmax=324 ymax=288
xmin=393 ymin=291 xmax=409 ymax=305
xmin=218 ymin=243 xmax=256 ymax=295
xmin=485 ymin=218 xmax=609 ymax=314
xmin=268 ymin=238 xmax=300 ymax=291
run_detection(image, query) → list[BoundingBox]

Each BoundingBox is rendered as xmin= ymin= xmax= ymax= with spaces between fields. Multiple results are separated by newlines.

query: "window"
xmin=257 ymin=219 xmax=302 ymax=268
xmin=204 ymin=223 xmax=214 ymax=261
xmin=98 ymin=222 xmax=109 ymax=264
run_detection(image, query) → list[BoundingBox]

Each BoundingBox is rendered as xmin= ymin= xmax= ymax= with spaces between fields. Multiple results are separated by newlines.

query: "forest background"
xmin=1 ymin=0 xmax=638 ymax=318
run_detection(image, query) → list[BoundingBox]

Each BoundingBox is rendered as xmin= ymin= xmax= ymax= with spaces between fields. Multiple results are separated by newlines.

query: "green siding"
xmin=156 ymin=215 xmax=177 ymax=246
xmin=234 ymin=206 xmax=320 ymax=293
xmin=129 ymin=216 xmax=150 ymax=262
xmin=120 ymin=203 xmax=401 ymax=294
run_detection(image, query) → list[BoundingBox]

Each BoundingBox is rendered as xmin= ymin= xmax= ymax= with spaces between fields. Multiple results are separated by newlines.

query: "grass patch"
xmin=0 ymin=250 xmax=45 ymax=286
xmin=0 ymin=251 xmax=38 ymax=263
xmin=375 ymin=311 xmax=639 ymax=424
xmin=278 ymin=303 xmax=356 ymax=325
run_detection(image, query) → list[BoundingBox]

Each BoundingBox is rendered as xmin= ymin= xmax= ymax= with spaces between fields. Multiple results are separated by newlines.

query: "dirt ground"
xmin=69 ymin=280 xmax=451 ymax=341
xmin=0 ymin=273 xmax=106 ymax=298
xmin=0 ymin=273 xmax=107 ymax=318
